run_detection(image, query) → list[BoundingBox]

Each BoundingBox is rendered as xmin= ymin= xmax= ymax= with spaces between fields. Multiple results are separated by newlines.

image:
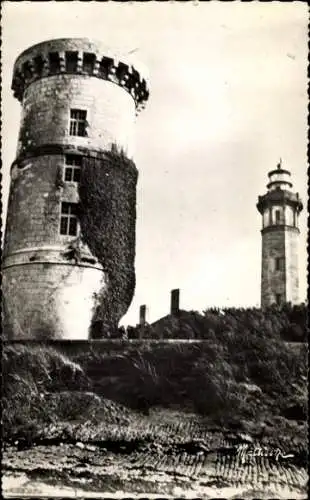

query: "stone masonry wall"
xmin=261 ymin=227 xmax=301 ymax=307
xmin=285 ymin=228 xmax=300 ymax=304
xmin=18 ymin=75 xmax=136 ymax=159
xmin=4 ymin=155 xmax=68 ymax=255
xmin=3 ymin=263 xmax=104 ymax=340
xmin=261 ymin=228 xmax=286 ymax=307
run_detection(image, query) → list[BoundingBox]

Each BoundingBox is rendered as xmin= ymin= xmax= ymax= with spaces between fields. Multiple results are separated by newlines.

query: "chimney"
xmin=139 ymin=304 xmax=148 ymax=326
xmin=170 ymin=288 xmax=180 ymax=315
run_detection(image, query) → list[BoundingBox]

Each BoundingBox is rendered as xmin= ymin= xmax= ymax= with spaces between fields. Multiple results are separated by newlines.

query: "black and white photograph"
xmin=1 ymin=1 xmax=308 ymax=498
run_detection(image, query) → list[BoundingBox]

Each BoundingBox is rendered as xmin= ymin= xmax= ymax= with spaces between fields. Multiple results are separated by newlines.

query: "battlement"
xmin=11 ymin=38 xmax=150 ymax=112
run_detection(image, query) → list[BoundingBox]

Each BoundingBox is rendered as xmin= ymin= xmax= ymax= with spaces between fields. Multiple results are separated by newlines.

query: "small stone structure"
xmin=170 ymin=289 xmax=180 ymax=315
xmin=139 ymin=305 xmax=148 ymax=326
xmin=257 ymin=161 xmax=303 ymax=307
xmin=2 ymin=38 xmax=149 ymax=339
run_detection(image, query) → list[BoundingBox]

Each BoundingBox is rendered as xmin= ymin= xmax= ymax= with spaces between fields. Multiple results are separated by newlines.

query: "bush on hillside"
xmin=3 ymin=305 xmax=307 ymax=443
xmin=117 ymin=309 xmax=307 ymax=421
xmin=185 ymin=333 xmax=307 ymax=423
xmin=2 ymin=345 xmax=89 ymax=440
xmin=2 ymin=344 xmax=88 ymax=396
xmin=69 ymin=330 xmax=307 ymax=426
xmin=127 ymin=304 xmax=307 ymax=342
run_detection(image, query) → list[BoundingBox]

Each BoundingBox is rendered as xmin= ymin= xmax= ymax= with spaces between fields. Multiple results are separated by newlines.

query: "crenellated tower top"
xmin=11 ymin=38 xmax=150 ymax=113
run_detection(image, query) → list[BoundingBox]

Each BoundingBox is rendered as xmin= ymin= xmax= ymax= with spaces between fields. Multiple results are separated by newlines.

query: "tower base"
xmin=2 ymin=262 xmax=105 ymax=340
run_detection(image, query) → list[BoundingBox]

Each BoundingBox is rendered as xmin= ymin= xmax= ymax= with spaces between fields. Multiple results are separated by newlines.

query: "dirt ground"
xmin=2 ymin=409 xmax=308 ymax=498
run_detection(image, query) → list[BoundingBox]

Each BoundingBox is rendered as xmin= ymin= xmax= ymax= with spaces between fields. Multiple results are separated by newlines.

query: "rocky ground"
xmin=2 ymin=408 xmax=308 ymax=499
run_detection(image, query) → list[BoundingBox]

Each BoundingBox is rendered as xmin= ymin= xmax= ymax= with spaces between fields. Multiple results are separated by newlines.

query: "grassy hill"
xmin=3 ymin=305 xmax=307 ymax=462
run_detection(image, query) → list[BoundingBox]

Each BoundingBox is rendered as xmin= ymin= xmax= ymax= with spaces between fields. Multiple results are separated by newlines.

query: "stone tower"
xmin=257 ymin=160 xmax=303 ymax=308
xmin=2 ymin=38 xmax=149 ymax=339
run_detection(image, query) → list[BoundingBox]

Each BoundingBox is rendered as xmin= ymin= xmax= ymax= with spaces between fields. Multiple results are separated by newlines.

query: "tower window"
xmin=60 ymin=202 xmax=78 ymax=236
xmin=275 ymin=257 xmax=284 ymax=271
xmin=69 ymin=109 xmax=87 ymax=137
xmin=275 ymin=209 xmax=281 ymax=224
xmin=64 ymin=155 xmax=82 ymax=182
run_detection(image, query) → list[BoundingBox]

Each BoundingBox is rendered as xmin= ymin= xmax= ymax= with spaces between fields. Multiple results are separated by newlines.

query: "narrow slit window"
xmin=60 ymin=202 xmax=78 ymax=236
xmin=275 ymin=257 xmax=284 ymax=271
xmin=275 ymin=209 xmax=281 ymax=224
xmin=64 ymin=155 xmax=82 ymax=182
xmin=69 ymin=109 xmax=87 ymax=137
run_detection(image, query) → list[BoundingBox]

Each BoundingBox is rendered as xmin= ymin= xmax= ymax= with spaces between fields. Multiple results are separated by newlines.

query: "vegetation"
xmin=2 ymin=344 xmax=88 ymax=440
xmin=126 ymin=303 xmax=308 ymax=342
xmin=3 ymin=304 xmax=307 ymax=456
xmin=78 ymin=145 xmax=138 ymax=338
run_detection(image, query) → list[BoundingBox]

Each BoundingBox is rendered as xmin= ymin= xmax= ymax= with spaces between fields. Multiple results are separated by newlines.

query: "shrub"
xmin=3 ymin=304 xmax=307 ymax=441
xmin=128 ymin=304 xmax=307 ymax=342
xmin=2 ymin=344 xmax=89 ymax=440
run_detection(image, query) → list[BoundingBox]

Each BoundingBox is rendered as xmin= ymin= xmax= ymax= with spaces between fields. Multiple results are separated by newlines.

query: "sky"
xmin=1 ymin=1 xmax=308 ymax=326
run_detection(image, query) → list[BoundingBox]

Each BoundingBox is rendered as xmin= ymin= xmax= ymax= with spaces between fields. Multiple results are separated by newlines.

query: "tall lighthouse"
xmin=257 ymin=160 xmax=303 ymax=308
xmin=2 ymin=38 xmax=149 ymax=339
